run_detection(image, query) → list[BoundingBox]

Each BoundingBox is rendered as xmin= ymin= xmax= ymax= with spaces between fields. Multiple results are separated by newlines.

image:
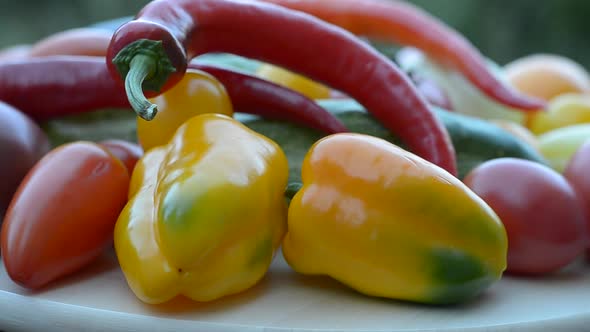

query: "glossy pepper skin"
xmin=114 ymin=113 xmax=289 ymax=304
xmin=284 ymin=133 xmax=508 ymax=305
xmin=107 ymin=0 xmax=457 ymax=176
xmin=0 ymin=57 xmax=345 ymax=135
xmin=138 ymin=66 xmax=346 ymax=152
xmin=191 ymin=63 xmax=348 ymax=135
xmin=255 ymin=63 xmax=332 ymax=100
xmin=137 ymin=68 xmax=234 ymax=151
xmin=0 ymin=56 xmax=130 ymax=121
xmin=262 ymin=0 xmax=545 ymax=111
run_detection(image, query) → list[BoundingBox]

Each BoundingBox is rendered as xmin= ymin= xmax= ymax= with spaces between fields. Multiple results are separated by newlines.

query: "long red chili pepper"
xmin=28 ymin=28 xmax=114 ymax=57
xmin=0 ymin=56 xmax=346 ymax=134
xmin=190 ymin=63 xmax=347 ymax=133
xmin=260 ymin=0 xmax=545 ymax=111
xmin=0 ymin=57 xmax=129 ymax=120
xmin=106 ymin=0 xmax=458 ymax=175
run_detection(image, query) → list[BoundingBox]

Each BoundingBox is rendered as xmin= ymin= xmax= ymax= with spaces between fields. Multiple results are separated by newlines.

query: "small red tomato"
xmin=99 ymin=139 xmax=143 ymax=175
xmin=463 ymin=158 xmax=587 ymax=275
xmin=1 ymin=141 xmax=130 ymax=289
xmin=563 ymin=139 xmax=590 ymax=257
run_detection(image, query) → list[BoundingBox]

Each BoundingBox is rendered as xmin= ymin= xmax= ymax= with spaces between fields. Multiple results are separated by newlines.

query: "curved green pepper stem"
xmin=125 ymin=54 xmax=158 ymax=121
xmin=111 ymin=39 xmax=177 ymax=122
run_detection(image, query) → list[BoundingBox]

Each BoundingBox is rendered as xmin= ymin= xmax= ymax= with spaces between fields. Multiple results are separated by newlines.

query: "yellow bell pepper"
xmin=137 ymin=68 xmax=234 ymax=152
xmin=284 ymin=133 xmax=508 ymax=305
xmin=114 ymin=113 xmax=289 ymax=304
xmin=255 ymin=63 xmax=332 ymax=100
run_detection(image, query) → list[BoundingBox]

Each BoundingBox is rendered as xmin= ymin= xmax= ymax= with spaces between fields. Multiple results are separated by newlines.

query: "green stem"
xmin=285 ymin=182 xmax=303 ymax=200
xmin=125 ymin=54 xmax=158 ymax=121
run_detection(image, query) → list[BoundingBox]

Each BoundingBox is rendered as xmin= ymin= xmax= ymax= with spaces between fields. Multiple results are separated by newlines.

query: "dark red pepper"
xmin=0 ymin=56 xmax=346 ymax=134
xmin=190 ymin=63 xmax=347 ymax=133
xmin=107 ymin=0 xmax=457 ymax=175
xmin=261 ymin=0 xmax=545 ymax=111
xmin=0 ymin=56 xmax=129 ymax=121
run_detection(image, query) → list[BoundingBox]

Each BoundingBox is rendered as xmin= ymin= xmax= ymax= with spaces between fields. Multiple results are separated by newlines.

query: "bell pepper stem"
xmin=285 ymin=182 xmax=303 ymax=200
xmin=126 ymin=54 xmax=158 ymax=121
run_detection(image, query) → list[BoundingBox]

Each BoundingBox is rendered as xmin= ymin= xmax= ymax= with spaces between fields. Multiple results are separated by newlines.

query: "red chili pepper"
xmin=0 ymin=56 xmax=129 ymax=120
xmin=0 ymin=56 xmax=346 ymax=134
xmin=260 ymin=0 xmax=545 ymax=111
xmin=0 ymin=45 xmax=31 ymax=61
xmin=106 ymin=0 xmax=457 ymax=175
xmin=29 ymin=28 xmax=114 ymax=58
xmin=190 ymin=63 xmax=347 ymax=133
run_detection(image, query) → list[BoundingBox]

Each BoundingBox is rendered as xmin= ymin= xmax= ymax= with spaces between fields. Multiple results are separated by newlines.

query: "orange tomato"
xmin=504 ymin=54 xmax=590 ymax=102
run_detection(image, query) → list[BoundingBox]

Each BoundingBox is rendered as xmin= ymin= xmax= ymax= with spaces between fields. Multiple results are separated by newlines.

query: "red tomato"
xmin=99 ymin=139 xmax=143 ymax=175
xmin=1 ymin=141 xmax=130 ymax=289
xmin=463 ymin=158 xmax=587 ymax=275
xmin=563 ymin=140 xmax=590 ymax=257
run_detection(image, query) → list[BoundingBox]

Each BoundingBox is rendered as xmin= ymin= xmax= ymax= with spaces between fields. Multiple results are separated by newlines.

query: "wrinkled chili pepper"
xmin=106 ymin=0 xmax=457 ymax=175
xmin=0 ymin=56 xmax=346 ymax=134
xmin=261 ymin=0 xmax=545 ymax=111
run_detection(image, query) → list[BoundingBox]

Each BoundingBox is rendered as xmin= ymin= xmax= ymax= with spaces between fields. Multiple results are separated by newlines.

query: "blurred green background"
xmin=0 ymin=0 xmax=588 ymax=68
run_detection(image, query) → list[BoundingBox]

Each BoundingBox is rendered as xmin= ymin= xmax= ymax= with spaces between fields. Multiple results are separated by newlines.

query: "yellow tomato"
xmin=256 ymin=63 xmax=332 ymax=100
xmin=538 ymin=124 xmax=590 ymax=173
xmin=137 ymin=69 xmax=234 ymax=151
xmin=528 ymin=93 xmax=590 ymax=135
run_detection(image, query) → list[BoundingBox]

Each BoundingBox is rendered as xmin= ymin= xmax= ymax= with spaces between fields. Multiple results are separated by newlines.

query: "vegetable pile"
xmin=1 ymin=0 xmax=589 ymax=307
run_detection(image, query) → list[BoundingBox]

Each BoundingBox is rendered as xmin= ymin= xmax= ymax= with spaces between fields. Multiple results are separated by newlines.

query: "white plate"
xmin=1 ymin=249 xmax=589 ymax=332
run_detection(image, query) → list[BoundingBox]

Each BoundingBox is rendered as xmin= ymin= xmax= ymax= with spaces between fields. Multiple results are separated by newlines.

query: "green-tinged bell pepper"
xmin=114 ymin=113 xmax=289 ymax=304
xmin=284 ymin=133 xmax=508 ymax=305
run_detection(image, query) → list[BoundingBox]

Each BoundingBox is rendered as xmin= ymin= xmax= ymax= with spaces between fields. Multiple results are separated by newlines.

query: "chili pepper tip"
xmin=125 ymin=54 xmax=159 ymax=121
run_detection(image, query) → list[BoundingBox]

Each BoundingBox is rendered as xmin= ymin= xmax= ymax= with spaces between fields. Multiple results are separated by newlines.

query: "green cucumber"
xmin=41 ymin=108 xmax=138 ymax=148
xmin=41 ymin=96 xmax=547 ymax=182
xmin=239 ymin=99 xmax=548 ymax=181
